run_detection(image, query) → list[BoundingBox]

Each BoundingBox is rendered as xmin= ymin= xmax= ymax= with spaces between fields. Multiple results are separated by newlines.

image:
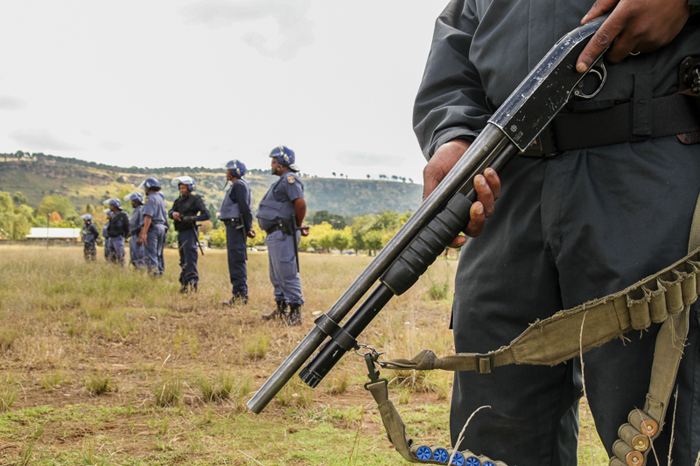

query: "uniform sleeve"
xmin=120 ymin=212 xmax=130 ymax=235
xmin=232 ymin=181 xmax=253 ymax=232
xmin=193 ymin=196 xmax=210 ymax=222
xmin=142 ymin=200 xmax=154 ymax=218
xmin=413 ymin=0 xmax=491 ymax=160
xmin=283 ymin=175 xmax=304 ymax=201
xmin=168 ymin=198 xmax=178 ymax=219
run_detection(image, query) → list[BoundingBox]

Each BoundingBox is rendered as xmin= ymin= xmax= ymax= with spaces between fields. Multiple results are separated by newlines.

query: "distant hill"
xmin=0 ymin=153 xmax=422 ymax=218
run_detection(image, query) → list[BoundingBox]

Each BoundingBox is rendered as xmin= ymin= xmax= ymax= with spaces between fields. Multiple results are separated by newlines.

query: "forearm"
xmin=141 ymin=216 xmax=152 ymax=236
xmin=293 ymin=198 xmax=306 ymax=226
xmin=241 ymin=210 xmax=253 ymax=233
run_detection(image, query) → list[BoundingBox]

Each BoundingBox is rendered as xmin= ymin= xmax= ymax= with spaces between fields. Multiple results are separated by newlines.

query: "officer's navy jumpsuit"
xmin=257 ymin=171 xmax=305 ymax=306
xmin=129 ymin=204 xmax=144 ymax=268
xmin=413 ymin=2 xmax=700 ymax=464
xmin=141 ymin=191 xmax=168 ymax=276
xmin=169 ymin=193 xmax=209 ymax=290
xmin=220 ymin=177 xmax=253 ymax=299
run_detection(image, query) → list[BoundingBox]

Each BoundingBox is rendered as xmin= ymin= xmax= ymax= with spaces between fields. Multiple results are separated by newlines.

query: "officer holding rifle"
xmin=415 ymin=1 xmax=700 ymax=465
xmin=169 ymin=176 xmax=209 ymax=292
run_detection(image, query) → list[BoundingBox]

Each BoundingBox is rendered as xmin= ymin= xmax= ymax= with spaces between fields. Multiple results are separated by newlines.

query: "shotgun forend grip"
xmin=380 ymin=193 xmax=472 ymax=295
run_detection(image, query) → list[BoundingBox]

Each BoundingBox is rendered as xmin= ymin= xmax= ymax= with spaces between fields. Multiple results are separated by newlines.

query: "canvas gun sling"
xmin=365 ymin=196 xmax=700 ymax=466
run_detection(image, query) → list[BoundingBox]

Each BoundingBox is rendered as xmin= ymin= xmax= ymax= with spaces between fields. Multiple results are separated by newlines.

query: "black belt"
xmin=265 ymin=224 xmax=282 ymax=234
xmin=524 ymin=93 xmax=700 ymax=156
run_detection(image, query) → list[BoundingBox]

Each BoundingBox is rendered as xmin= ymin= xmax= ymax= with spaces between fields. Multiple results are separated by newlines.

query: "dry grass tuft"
xmin=196 ymin=372 xmax=235 ymax=403
xmin=84 ymin=371 xmax=114 ymax=396
xmin=243 ymin=330 xmax=270 ymax=359
xmin=154 ymin=375 xmax=183 ymax=407
xmin=427 ymin=280 xmax=450 ymax=301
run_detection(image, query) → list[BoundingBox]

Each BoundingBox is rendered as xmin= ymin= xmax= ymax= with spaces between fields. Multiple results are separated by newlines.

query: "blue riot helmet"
xmin=103 ymin=198 xmax=122 ymax=210
xmin=80 ymin=214 xmax=92 ymax=222
xmin=269 ymin=145 xmax=294 ymax=166
xmin=225 ymin=160 xmax=247 ymax=177
xmin=103 ymin=209 xmax=112 ymax=215
xmin=123 ymin=192 xmax=144 ymax=205
xmin=138 ymin=177 xmax=161 ymax=191
xmin=171 ymin=175 xmax=196 ymax=192
xmin=270 ymin=145 xmax=299 ymax=172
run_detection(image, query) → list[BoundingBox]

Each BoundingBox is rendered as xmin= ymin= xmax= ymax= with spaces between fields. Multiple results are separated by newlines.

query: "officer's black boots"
xmin=262 ymin=300 xmax=287 ymax=320
xmin=287 ymin=304 xmax=302 ymax=326
xmin=180 ymin=284 xmax=197 ymax=294
xmin=221 ymin=294 xmax=248 ymax=307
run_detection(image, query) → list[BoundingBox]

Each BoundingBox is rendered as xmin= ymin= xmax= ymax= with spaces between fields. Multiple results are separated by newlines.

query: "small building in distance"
xmin=25 ymin=228 xmax=81 ymax=245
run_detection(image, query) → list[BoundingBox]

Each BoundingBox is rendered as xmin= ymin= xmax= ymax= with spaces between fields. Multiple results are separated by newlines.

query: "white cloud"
xmin=181 ymin=0 xmax=314 ymax=60
xmin=0 ymin=96 xmax=27 ymax=111
xmin=336 ymin=151 xmax=405 ymax=168
xmin=99 ymin=140 xmax=124 ymax=152
xmin=9 ymin=129 xmax=82 ymax=151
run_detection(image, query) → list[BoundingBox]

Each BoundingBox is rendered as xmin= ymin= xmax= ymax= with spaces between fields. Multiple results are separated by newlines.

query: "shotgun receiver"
xmin=248 ymin=15 xmax=609 ymax=414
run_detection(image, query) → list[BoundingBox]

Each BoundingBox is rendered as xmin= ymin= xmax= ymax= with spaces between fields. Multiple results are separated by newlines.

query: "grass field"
xmin=0 ymin=245 xmax=607 ymax=465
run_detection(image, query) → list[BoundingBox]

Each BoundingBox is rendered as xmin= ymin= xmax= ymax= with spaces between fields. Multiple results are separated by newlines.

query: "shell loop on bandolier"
xmin=626 ymin=286 xmax=655 ymax=330
xmin=410 ymin=443 xmax=502 ymax=466
xmin=610 ymin=409 xmax=662 ymax=466
xmin=370 ymin=248 xmax=700 ymax=466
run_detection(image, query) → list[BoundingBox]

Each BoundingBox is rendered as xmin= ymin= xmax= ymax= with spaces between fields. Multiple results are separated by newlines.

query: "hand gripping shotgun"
xmin=248 ymin=15 xmax=609 ymax=414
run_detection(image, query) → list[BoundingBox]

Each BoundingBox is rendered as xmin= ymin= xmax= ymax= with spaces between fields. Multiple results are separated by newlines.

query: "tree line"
xmin=0 ymin=190 xmax=413 ymax=256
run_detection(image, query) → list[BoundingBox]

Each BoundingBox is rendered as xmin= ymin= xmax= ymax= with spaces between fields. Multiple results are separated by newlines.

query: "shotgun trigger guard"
xmin=573 ymin=61 xmax=607 ymax=99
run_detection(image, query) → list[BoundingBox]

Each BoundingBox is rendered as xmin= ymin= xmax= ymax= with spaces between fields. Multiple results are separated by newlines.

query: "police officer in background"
xmin=220 ymin=160 xmax=255 ymax=306
xmin=257 ymin=146 xmax=309 ymax=326
xmin=104 ymin=198 xmax=130 ymax=267
xmin=169 ymin=176 xmax=209 ymax=292
xmin=80 ymin=214 xmax=99 ymax=261
xmin=102 ymin=209 xmax=113 ymax=262
xmin=124 ymin=192 xmax=145 ymax=269
xmin=137 ymin=178 xmax=168 ymax=276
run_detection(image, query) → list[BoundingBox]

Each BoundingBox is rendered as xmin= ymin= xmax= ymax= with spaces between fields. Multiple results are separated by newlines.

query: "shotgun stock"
xmin=248 ymin=14 xmax=609 ymax=414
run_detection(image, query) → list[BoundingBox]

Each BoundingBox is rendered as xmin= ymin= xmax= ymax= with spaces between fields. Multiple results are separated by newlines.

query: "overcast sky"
xmin=0 ymin=1 xmax=447 ymax=183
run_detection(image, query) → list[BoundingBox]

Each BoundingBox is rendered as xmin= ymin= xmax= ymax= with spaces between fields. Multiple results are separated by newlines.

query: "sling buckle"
xmin=476 ymin=354 xmax=495 ymax=375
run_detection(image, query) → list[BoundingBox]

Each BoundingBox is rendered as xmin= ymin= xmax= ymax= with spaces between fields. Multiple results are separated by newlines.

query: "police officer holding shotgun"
xmin=415 ymin=1 xmax=700 ymax=465
xmin=257 ymin=146 xmax=309 ymax=326
xmin=220 ymin=160 xmax=255 ymax=306
xmin=169 ymin=176 xmax=209 ymax=292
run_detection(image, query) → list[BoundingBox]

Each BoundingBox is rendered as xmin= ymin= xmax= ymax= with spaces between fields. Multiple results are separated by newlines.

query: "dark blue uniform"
xmin=169 ymin=193 xmax=209 ymax=291
xmin=107 ymin=209 xmax=129 ymax=267
xmin=142 ymin=191 xmax=168 ymax=276
xmin=81 ymin=222 xmax=99 ymax=261
xmin=413 ymin=2 xmax=700 ymax=465
xmin=257 ymin=171 xmax=305 ymax=306
xmin=220 ymin=178 xmax=253 ymax=300
xmin=129 ymin=205 xmax=144 ymax=268
xmin=102 ymin=220 xmax=113 ymax=262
